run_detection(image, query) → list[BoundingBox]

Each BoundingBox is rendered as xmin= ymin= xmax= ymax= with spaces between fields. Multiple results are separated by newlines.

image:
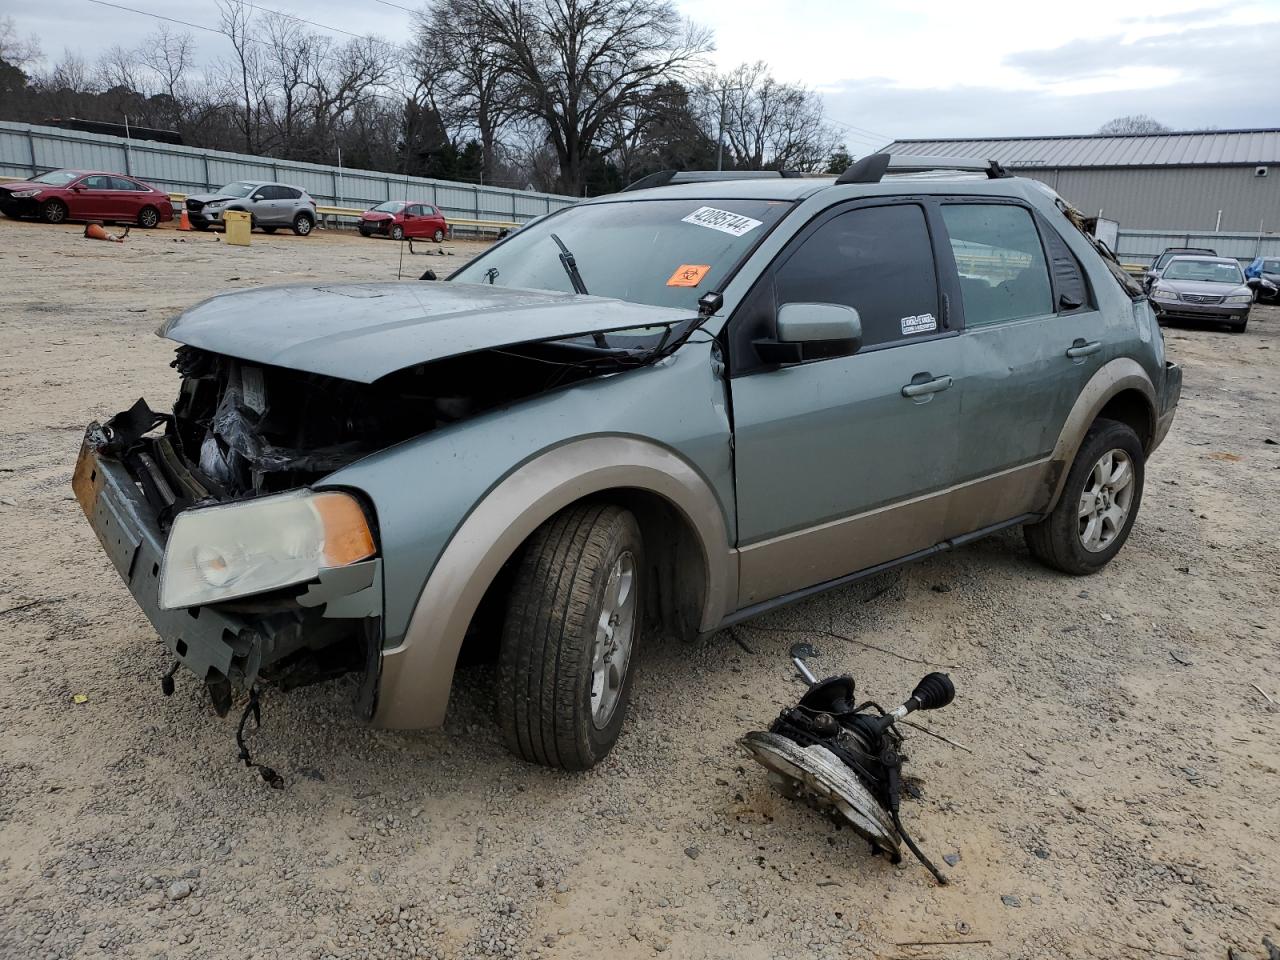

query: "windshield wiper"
xmin=550 ymin=233 xmax=588 ymax=296
xmin=549 ymin=233 xmax=607 ymax=346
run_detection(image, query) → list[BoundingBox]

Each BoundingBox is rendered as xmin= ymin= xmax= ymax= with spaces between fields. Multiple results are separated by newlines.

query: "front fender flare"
xmin=372 ymin=436 xmax=735 ymax=730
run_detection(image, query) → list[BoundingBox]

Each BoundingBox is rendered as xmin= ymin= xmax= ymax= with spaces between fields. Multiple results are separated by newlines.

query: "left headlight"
xmin=1224 ymin=294 xmax=1252 ymax=304
xmin=10 ymin=189 xmax=41 ymax=198
xmin=1151 ymin=285 xmax=1178 ymax=300
xmin=159 ymin=489 xmax=375 ymax=610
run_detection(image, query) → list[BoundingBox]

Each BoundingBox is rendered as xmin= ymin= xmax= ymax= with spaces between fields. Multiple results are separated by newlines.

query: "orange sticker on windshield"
xmin=667 ymin=264 xmax=711 ymax=287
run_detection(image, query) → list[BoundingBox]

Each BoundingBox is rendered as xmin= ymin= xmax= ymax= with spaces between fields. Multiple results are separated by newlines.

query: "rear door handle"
xmin=901 ymin=374 xmax=953 ymax=398
xmin=1066 ymin=338 xmax=1102 ymax=360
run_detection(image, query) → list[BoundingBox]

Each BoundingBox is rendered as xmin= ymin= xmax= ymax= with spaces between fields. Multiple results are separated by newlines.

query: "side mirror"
xmin=756 ymin=303 xmax=863 ymax=365
xmin=251 ymin=193 xmax=265 ymax=201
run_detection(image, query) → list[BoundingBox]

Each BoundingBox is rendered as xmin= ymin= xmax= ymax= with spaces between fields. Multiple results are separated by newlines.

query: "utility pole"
xmin=716 ymin=87 xmax=727 ymax=171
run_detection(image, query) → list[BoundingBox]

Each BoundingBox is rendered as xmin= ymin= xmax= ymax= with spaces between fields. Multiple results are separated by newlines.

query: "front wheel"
xmin=260 ymin=225 xmax=278 ymax=234
xmin=292 ymin=213 xmax=314 ymax=236
xmin=1025 ymin=419 xmax=1145 ymax=575
xmin=498 ymin=503 xmax=645 ymax=770
xmin=391 ymin=224 xmax=404 ymax=241
xmin=41 ymin=199 xmax=68 ymax=224
xmin=1229 ymin=317 xmax=1248 ymax=333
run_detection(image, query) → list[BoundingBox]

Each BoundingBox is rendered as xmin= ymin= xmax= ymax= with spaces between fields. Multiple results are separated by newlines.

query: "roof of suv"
xmin=592 ymin=171 xmax=1035 ymax=205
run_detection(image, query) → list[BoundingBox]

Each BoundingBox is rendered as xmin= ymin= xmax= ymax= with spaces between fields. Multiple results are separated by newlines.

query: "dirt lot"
xmin=0 ymin=216 xmax=1277 ymax=960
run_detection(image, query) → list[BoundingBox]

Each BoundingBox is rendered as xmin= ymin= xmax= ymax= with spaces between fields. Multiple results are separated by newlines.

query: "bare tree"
xmin=478 ymin=0 xmax=713 ymax=195
xmin=0 ymin=15 xmax=42 ymax=69
xmin=1097 ymin=114 xmax=1171 ymax=135
xmin=96 ymin=44 xmax=142 ymax=93
xmin=138 ymin=25 xmax=195 ymax=103
xmin=217 ymin=0 xmax=269 ymax=152
xmin=708 ymin=62 xmax=839 ymax=172
xmin=417 ymin=0 xmax=523 ymax=183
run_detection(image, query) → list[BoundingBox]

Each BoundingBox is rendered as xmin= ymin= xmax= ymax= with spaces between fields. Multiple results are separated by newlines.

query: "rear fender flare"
xmin=372 ymin=436 xmax=734 ymax=730
xmin=1045 ymin=358 xmax=1156 ymax=509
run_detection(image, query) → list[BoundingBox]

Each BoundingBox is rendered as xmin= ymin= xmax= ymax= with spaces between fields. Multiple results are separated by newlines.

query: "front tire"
xmin=41 ymin=199 xmax=68 ymax=224
xmin=260 ymin=225 xmax=278 ymax=234
xmin=292 ymin=213 xmax=314 ymax=236
xmin=1230 ymin=316 xmax=1248 ymax=333
xmin=391 ymin=224 xmax=404 ymax=241
xmin=1025 ymin=419 xmax=1145 ymax=575
xmin=498 ymin=503 xmax=645 ymax=771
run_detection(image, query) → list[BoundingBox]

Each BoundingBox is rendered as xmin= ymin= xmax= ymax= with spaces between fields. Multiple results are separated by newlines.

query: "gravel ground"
xmin=0 ymin=217 xmax=1278 ymax=960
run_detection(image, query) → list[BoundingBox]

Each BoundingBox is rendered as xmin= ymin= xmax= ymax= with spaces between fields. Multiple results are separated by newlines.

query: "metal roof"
xmin=877 ymin=129 xmax=1280 ymax=169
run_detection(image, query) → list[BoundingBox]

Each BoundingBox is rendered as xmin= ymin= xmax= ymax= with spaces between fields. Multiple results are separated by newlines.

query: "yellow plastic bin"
xmin=223 ymin=210 xmax=251 ymax=246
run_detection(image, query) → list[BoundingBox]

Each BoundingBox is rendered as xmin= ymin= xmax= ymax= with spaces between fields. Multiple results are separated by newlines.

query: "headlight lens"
xmin=1224 ymin=294 xmax=1252 ymax=304
xmin=1151 ymin=285 xmax=1178 ymax=300
xmin=159 ymin=489 xmax=375 ymax=609
xmin=10 ymin=189 xmax=41 ymax=198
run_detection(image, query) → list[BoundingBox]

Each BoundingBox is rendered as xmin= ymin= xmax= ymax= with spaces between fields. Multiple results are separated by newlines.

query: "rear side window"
xmin=775 ymin=203 xmax=939 ymax=349
xmin=1037 ymin=216 xmax=1091 ymax=310
xmin=110 ymin=176 xmax=145 ymax=191
xmin=941 ymin=203 xmax=1053 ymax=326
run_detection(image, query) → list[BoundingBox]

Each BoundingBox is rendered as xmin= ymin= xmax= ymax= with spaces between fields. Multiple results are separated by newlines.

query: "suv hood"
xmin=159 ymin=282 xmax=695 ymax=382
xmin=188 ymin=192 xmax=246 ymax=204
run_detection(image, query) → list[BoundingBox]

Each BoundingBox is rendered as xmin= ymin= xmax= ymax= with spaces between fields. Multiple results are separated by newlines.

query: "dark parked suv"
xmin=76 ymin=155 xmax=1181 ymax=770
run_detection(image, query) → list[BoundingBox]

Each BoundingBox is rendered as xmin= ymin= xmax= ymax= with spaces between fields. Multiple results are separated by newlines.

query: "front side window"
xmin=774 ymin=203 xmax=939 ymax=349
xmin=452 ymin=197 xmax=792 ymax=310
xmin=942 ymin=203 xmax=1053 ymax=327
xmin=1163 ymin=259 xmax=1243 ymax=283
xmin=81 ymin=175 xmax=113 ymax=189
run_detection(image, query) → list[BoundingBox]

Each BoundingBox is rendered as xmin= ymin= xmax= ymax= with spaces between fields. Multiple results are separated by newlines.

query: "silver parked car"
xmin=75 ymin=155 xmax=1181 ymax=771
xmin=185 ymin=180 xmax=318 ymax=235
xmin=1148 ymin=255 xmax=1257 ymax=332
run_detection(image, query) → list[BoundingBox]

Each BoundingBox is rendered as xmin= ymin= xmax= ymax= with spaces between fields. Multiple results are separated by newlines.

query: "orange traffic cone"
xmin=84 ymin=222 xmax=128 ymax=242
xmin=178 ymin=209 xmax=191 ymax=231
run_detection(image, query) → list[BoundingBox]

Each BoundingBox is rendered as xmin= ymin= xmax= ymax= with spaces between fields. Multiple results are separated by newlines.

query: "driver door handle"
xmin=1066 ymin=338 xmax=1102 ymax=360
xmin=901 ymin=374 xmax=953 ymax=398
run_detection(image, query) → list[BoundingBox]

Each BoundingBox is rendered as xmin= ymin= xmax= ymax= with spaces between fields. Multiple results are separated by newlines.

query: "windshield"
xmin=1163 ymin=259 xmax=1243 ymax=283
xmin=1156 ymin=249 xmax=1212 ymax=270
xmin=451 ymin=197 xmax=793 ymax=310
xmin=217 ymin=181 xmax=257 ymax=198
xmin=372 ymin=201 xmax=407 ymax=213
xmin=32 ymin=170 xmax=80 ymax=186
xmin=1264 ymin=260 xmax=1280 ymax=274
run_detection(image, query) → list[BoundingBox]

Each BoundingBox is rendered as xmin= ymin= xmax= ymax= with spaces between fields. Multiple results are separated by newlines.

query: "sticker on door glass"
xmin=681 ymin=206 xmax=763 ymax=237
xmin=666 ymin=264 xmax=711 ymax=287
xmin=900 ymin=313 xmax=937 ymax=336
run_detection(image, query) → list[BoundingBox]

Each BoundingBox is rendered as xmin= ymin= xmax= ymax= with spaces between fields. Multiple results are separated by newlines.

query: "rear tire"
xmin=498 ymin=503 xmax=645 ymax=771
xmin=41 ymin=199 xmax=68 ymax=224
xmin=1024 ymin=419 xmax=1145 ymax=575
xmin=292 ymin=213 xmax=314 ymax=236
xmin=137 ymin=205 xmax=160 ymax=228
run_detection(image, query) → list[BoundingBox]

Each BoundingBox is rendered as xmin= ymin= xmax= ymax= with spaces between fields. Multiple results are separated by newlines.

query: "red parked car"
xmin=0 ymin=169 xmax=174 ymax=228
xmin=358 ymin=200 xmax=448 ymax=242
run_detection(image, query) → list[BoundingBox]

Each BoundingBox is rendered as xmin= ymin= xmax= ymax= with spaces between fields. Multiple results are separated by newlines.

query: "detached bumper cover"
xmin=73 ymin=421 xmax=384 ymax=715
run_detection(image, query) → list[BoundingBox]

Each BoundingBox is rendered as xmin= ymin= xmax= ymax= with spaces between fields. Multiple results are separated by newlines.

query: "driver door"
xmin=729 ymin=201 xmax=962 ymax=607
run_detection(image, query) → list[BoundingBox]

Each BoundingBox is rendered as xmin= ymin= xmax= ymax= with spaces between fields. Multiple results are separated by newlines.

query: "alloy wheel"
xmin=1078 ymin=450 xmax=1135 ymax=552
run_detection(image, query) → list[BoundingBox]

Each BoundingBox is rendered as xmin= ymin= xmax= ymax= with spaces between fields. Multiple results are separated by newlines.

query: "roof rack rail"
xmin=835 ymin=153 xmax=1010 ymax=185
xmin=622 ymin=169 xmax=804 ymax=192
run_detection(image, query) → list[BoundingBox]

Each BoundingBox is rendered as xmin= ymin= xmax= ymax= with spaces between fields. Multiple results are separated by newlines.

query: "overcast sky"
xmin=11 ymin=0 xmax=1280 ymax=152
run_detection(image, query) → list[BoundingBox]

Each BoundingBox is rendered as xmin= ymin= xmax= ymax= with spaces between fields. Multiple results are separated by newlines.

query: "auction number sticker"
xmin=900 ymin=312 xmax=937 ymax=336
xmin=681 ymin=206 xmax=763 ymax=237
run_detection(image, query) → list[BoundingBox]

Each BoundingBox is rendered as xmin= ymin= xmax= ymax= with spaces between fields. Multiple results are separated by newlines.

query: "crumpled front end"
xmin=73 ymin=399 xmax=384 ymax=719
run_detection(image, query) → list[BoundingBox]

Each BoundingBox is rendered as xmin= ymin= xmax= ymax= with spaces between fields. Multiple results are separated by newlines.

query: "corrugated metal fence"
xmin=1116 ymin=228 xmax=1280 ymax=265
xmin=0 ymin=121 xmax=578 ymax=223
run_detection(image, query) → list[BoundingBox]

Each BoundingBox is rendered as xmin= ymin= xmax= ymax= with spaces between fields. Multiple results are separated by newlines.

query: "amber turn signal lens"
xmin=315 ymin=491 xmax=376 ymax=567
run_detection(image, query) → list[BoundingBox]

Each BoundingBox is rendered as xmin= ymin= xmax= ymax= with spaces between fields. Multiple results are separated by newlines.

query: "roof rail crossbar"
xmin=836 ymin=152 xmax=1010 ymax=185
xmin=622 ymin=169 xmax=788 ymax=192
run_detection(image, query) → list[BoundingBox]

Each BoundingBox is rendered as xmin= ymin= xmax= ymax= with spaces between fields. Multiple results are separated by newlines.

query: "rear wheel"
xmin=1025 ymin=419 xmax=1145 ymax=575
xmin=391 ymin=224 xmax=404 ymax=241
xmin=292 ymin=213 xmax=314 ymax=236
xmin=136 ymin=205 xmax=161 ymax=228
xmin=41 ymin=199 xmax=68 ymax=224
xmin=498 ymin=503 xmax=645 ymax=770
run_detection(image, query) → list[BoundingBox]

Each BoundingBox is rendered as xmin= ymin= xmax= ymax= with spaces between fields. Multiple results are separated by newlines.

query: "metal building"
xmin=880 ymin=129 xmax=1280 ymax=234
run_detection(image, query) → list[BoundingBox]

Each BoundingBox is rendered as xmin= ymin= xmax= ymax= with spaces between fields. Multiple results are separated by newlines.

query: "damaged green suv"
xmin=75 ymin=155 xmax=1181 ymax=770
